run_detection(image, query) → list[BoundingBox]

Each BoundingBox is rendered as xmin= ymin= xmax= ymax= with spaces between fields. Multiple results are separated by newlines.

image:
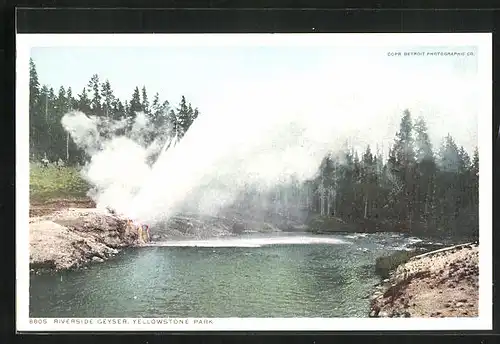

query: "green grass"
xmin=30 ymin=163 xmax=90 ymax=202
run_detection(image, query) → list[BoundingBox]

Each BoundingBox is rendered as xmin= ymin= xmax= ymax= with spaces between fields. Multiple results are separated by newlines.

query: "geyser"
xmin=61 ymin=51 xmax=478 ymax=226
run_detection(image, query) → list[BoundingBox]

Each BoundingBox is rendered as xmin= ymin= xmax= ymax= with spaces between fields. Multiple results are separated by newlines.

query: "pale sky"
xmin=31 ymin=46 xmax=330 ymax=106
xmin=30 ymin=43 xmax=479 ymax=155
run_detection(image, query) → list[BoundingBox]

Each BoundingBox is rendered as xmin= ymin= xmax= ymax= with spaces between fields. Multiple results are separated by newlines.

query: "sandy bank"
xmin=30 ymin=207 xmax=143 ymax=271
xmin=369 ymin=242 xmax=479 ymax=318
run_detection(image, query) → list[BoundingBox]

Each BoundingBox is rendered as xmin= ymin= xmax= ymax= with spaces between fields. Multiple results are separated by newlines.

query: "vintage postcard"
xmin=16 ymin=33 xmax=492 ymax=331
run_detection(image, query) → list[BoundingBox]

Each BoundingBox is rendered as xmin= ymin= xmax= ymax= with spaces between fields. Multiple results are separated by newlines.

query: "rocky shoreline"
xmin=369 ymin=242 xmax=479 ymax=318
xmin=29 ymin=207 xmax=144 ymax=272
xmin=29 ymin=202 xmax=300 ymax=273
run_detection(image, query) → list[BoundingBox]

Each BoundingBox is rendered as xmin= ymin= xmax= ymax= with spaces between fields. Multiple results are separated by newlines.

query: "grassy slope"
xmin=30 ymin=164 xmax=90 ymax=202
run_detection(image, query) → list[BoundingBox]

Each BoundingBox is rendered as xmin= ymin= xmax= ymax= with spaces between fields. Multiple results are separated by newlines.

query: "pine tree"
xmin=150 ymin=94 xmax=171 ymax=137
xmin=87 ymin=74 xmax=102 ymax=116
xmin=438 ymin=134 xmax=461 ymax=172
xmin=394 ymin=109 xmax=416 ymax=167
xmin=29 ymin=58 xmax=40 ymax=103
xmin=77 ymin=87 xmax=92 ymax=114
xmin=37 ymin=85 xmax=51 ymax=158
xmin=52 ymin=86 xmax=69 ymax=161
xmin=187 ymin=102 xmax=194 ymax=127
xmin=413 ymin=116 xmax=437 ymax=229
xmin=177 ymin=95 xmax=190 ymax=137
xmin=67 ymin=87 xmax=75 ymax=109
xmin=471 ymin=147 xmax=479 ymax=178
xmin=338 ymin=149 xmax=355 ymax=220
xmin=435 ymin=134 xmax=462 ymax=233
xmin=129 ymin=87 xmax=142 ymax=112
xmin=470 ymin=147 xmax=479 ymax=207
xmin=129 ymin=87 xmax=142 ymax=114
xmin=414 ymin=117 xmax=434 ymax=163
xmin=141 ymin=86 xmax=150 ymax=115
xmin=150 ymin=93 xmax=161 ymax=127
xmin=167 ymin=109 xmax=179 ymax=140
xmin=361 ymin=145 xmax=376 ymax=219
xmin=29 ymin=58 xmax=41 ymax=159
xmin=112 ymin=98 xmax=126 ymax=121
xmin=468 ymin=147 xmax=479 ymax=238
xmin=101 ymin=79 xmax=115 ymax=118
xmin=127 ymin=87 xmax=142 ymax=131
xmin=392 ymin=109 xmax=417 ymax=230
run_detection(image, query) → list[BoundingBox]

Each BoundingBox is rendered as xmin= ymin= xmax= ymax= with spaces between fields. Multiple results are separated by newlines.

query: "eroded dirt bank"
xmin=30 ymin=204 xmax=144 ymax=271
xmin=369 ymin=242 xmax=479 ymax=318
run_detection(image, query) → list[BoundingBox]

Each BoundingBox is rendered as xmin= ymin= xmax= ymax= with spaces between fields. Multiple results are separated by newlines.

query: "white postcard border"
xmin=16 ymin=33 xmax=492 ymax=332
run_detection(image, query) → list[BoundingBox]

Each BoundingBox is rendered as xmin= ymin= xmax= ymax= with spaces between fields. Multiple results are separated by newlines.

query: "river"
xmin=29 ymin=232 xmax=438 ymax=318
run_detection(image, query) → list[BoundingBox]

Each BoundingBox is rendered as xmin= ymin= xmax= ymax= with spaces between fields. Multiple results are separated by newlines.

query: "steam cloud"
xmin=61 ymin=57 xmax=478 ymax=226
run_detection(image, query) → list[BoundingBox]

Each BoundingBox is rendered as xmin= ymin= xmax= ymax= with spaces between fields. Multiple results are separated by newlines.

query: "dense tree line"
xmin=29 ymin=58 xmax=199 ymax=164
xmin=265 ymin=110 xmax=479 ymax=238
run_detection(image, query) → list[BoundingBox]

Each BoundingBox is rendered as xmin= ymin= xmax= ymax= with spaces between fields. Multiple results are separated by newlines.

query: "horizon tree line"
xmin=29 ymin=58 xmax=198 ymax=165
xmin=260 ymin=109 xmax=479 ymax=238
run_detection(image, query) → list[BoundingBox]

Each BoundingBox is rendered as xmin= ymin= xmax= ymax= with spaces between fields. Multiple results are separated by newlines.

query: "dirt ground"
xmin=30 ymin=197 xmax=96 ymax=217
xmin=370 ymin=243 xmax=479 ymax=318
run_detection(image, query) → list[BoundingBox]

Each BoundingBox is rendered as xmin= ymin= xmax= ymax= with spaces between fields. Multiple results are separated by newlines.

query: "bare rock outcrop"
xmin=30 ymin=208 xmax=142 ymax=271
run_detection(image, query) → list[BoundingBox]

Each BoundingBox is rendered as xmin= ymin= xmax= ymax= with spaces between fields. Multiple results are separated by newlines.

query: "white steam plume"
xmin=61 ymin=110 xmax=169 ymax=216
xmin=61 ymin=54 xmax=478 ymax=225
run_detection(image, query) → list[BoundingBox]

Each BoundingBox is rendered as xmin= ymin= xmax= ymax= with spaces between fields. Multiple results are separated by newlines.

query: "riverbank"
xmin=369 ymin=242 xmax=479 ymax=318
xmin=306 ymin=215 xmax=478 ymax=243
xmin=28 ymin=199 xmax=292 ymax=272
xmin=30 ymin=199 xmax=143 ymax=272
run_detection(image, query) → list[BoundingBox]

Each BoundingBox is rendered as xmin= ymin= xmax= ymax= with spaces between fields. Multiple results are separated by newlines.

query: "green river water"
xmin=29 ymin=232 xmax=435 ymax=318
